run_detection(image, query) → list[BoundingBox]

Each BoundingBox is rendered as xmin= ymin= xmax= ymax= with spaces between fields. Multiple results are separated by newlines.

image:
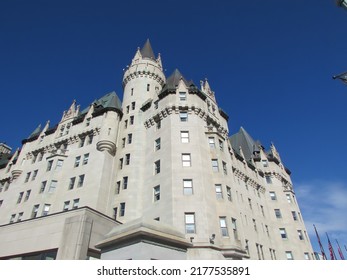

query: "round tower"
xmin=122 ymin=39 xmax=166 ymax=106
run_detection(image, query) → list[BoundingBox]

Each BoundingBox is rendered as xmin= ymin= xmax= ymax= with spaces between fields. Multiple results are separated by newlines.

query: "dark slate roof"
xmin=229 ymin=127 xmax=262 ymax=161
xmin=159 ymin=69 xmax=207 ymax=101
xmin=140 ymin=39 xmax=156 ymax=59
xmin=161 ymin=69 xmax=189 ymax=92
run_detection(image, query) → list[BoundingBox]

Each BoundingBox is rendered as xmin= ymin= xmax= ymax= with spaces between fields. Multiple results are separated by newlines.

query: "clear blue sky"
xmin=1 ymin=0 xmax=346 ymax=258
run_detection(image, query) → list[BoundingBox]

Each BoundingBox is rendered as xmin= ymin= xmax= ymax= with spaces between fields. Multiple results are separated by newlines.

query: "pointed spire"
xmin=140 ymin=39 xmax=156 ymax=59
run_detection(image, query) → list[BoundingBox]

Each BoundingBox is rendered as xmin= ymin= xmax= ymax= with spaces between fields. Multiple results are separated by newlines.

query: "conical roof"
xmin=229 ymin=127 xmax=262 ymax=161
xmin=163 ymin=69 xmax=189 ymax=90
xmin=140 ymin=39 xmax=155 ymax=59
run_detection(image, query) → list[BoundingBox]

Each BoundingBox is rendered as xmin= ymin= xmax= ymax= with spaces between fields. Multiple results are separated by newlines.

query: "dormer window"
xmin=179 ymin=92 xmax=187 ymax=101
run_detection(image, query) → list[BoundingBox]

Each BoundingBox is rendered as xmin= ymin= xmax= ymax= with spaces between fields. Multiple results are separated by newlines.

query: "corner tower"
xmin=122 ymin=39 xmax=166 ymax=107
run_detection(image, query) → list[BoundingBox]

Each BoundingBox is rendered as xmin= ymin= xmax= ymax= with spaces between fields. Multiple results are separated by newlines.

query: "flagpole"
xmin=326 ymin=233 xmax=337 ymax=260
xmin=313 ymin=224 xmax=327 ymax=260
xmin=336 ymin=239 xmax=345 ymax=260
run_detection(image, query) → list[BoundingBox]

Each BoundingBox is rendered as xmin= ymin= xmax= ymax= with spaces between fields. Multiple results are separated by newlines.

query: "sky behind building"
xmin=1 ymin=0 xmax=346 ymax=257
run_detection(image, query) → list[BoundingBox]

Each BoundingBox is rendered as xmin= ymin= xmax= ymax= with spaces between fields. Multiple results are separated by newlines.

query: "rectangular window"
xmin=279 ymin=228 xmax=287 ymax=239
xmin=154 ymin=100 xmax=158 ymax=109
xmin=124 ymin=120 xmax=128 ymax=129
xmin=32 ymin=170 xmax=38 ymax=180
xmin=125 ymin=153 xmax=130 ymax=165
xmin=226 ymin=186 xmax=232 ymax=201
xmin=126 ymin=105 xmax=130 ymax=113
xmin=297 ymin=230 xmax=304 ymax=240
xmin=265 ymin=175 xmax=272 ymax=184
xmin=79 ymin=137 xmax=85 ymax=147
xmin=123 ymin=176 xmax=128 ymax=189
xmin=74 ymin=156 xmax=81 ymax=168
xmin=286 ymin=251 xmax=294 ymax=260
xmin=63 ymin=201 xmax=70 ymax=211
xmin=42 ymin=204 xmax=51 ymax=216
xmin=31 ymin=204 xmax=40 ymax=218
xmin=286 ymin=193 xmax=292 ymax=203
xmin=127 ymin=133 xmax=132 ymax=144
xmin=215 ymin=184 xmax=223 ymax=199
xmin=40 ymin=181 xmax=47 ymax=193
xmin=77 ymin=175 xmax=85 ymax=188
xmin=183 ymin=179 xmax=193 ymax=195
xmin=253 ymin=219 xmax=257 ymax=232
xmin=83 ymin=153 xmax=89 ymax=165
xmin=17 ymin=212 xmax=23 ymax=222
xmin=304 ymin=253 xmax=310 ymax=260
xmin=155 ymin=138 xmax=161 ymax=151
xmin=219 ymin=139 xmax=224 ymax=151
xmin=269 ymin=191 xmax=277 ymax=200
xmin=185 ymin=213 xmax=196 ymax=233
xmin=46 ymin=160 xmax=53 ymax=171
xmin=131 ymin=101 xmax=136 ymax=110
xmin=179 ymin=91 xmax=186 ymax=101
xmin=17 ymin=192 xmax=24 ymax=204
xmin=130 ymin=116 xmax=134 ymax=125
xmin=212 ymin=159 xmax=219 ymax=172
xmin=0 ymin=200 xmax=3 ymax=207
xmin=153 ymin=185 xmax=160 ymax=201
xmin=274 ymin=209 xmax=282 ymax=218
xmin=291 ymin=211 xmax=298 ymax=221
xmin=72 ymin=198 xmax=79 ymax=209
xmin=179 ymin=111 xmax=188 ymax=122
xmin=265 ymin=225 xmax=270 ymax=237
xmin=208 ymin=137 xmax=215 ymax=148
xmin=147 ymin=84 xmax=150 ymax=91
xmin=119 ymin=158 xmax=123 ymax=169
xmin=260 ymin=205 xmax=265 ymax=217
xmin=156 ymin=120 xmax=161 ymax=130
xmin=181 ymin=131 xmax=189 ymax=143
xmin=219 ymin=217 xmax=228 ymax=237
xmin=48 ymin=180 xmax=57 ymax=193
xmin=122 ymin=138 xmax=126 ymax=148
xmin=38 ymin=152 xmax=43 ymax=162
xmin=231 ymin=218 xmax=238 ymax=240
xmin=113 ymin=207 xmax=118 ymax=220
xmin=116 ymin=181 xmax=121 ymax=194
xmin=262 ymin=160 xmax=269 ymax=167
xmin=154 ymin=160 xmax=160 ymax=174
xmin=248 ymin=198 xmax=252 ymax=209
xmin=10 ymin=214 xmax=16 ymax=223
xmin=222 ymin=161 xmax=227 ymax=175
xmin=87 ymin=134 xmax=93 ymax=145
xmin=182 ymin=153 xmax=191 ymax=167
xmin=25 ymin=172 xmax=31 ymax=183
xmin=56 ymin=160 xmax=63 ymax=170
xmin=120 ymin=202 xmax=126 ymax=216
xmin=68 ymin=177 xmax=76 ymax=190
xmin=24 ymin=190 xmax=31 ymax=201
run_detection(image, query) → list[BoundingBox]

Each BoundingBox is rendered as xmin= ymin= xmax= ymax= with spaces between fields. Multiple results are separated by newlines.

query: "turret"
xmin=122 ymin=39 xmax=166 ymax=107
